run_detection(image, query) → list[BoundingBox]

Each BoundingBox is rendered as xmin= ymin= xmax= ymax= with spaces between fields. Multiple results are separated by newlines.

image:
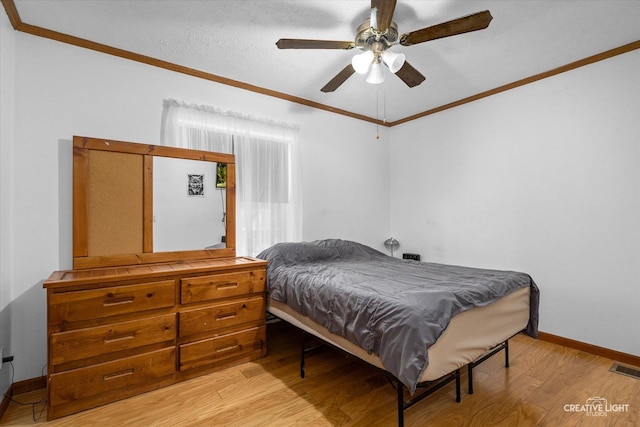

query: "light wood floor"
xmin=3 ymin=321 xmax=639 ymax=426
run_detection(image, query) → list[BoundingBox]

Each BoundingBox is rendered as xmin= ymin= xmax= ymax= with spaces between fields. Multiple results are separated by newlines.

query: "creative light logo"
xmin=564 ymin=396 xmax=630 ymax=417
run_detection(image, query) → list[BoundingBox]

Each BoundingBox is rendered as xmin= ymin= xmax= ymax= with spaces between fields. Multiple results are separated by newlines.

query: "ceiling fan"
xmin=275 ymin=0 xmax=493 ymax=92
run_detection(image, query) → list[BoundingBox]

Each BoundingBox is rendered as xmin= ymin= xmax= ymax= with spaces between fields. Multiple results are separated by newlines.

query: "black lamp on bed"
xmin=384 ymin=237 xmax=400 ymax=257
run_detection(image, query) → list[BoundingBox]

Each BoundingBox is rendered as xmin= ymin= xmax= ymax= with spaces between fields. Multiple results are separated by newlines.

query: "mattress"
xmin=268 ymin=285 xmax=531 ymax=382
xmin=258 ymin=239 xmax=539 ymax=392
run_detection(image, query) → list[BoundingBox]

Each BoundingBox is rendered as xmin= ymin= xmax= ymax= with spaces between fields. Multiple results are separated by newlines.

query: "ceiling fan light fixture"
xmin=277 ymin=7 xmax=493 ymax=92
xmin=352 ymin=50 xmax=374 ymax=74
xmin=381 ymin=50 xmax=406 ymax=74
xmin=366 ymin=60 xmax=384 ymax=84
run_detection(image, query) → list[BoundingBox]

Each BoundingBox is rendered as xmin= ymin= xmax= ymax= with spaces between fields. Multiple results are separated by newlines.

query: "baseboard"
xmin=0 ymin=385 xmax=11 ymax=423
xmin=0 ymin=376 xmax=46 ymax=421
xmin=1 ymin=335 xmax=638 ymax=421
xmin=538 ymin=331 xmax=640 ymax=367
xmin=13 ymin=375 xmax=46 ymax=395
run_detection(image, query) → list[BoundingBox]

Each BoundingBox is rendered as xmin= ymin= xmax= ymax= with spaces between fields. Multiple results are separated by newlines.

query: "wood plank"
xmin=142 ymin=155 xmax=153 ymax=253
xmin=72 ymin=143 xmax=89 ymax=258
xmin=3 ymin=323 xmax=639 ymax=426
xmin=45 ymin=257 xmax=266 ymax=289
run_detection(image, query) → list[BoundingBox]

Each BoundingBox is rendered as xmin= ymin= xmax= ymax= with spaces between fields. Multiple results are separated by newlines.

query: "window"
xmin=161 ymin=99 xmax=302 ymax=256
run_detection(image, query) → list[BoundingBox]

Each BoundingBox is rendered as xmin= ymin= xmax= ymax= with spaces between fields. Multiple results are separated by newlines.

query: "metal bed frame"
xmin=297 ymin=327 xmax=511 ymax=427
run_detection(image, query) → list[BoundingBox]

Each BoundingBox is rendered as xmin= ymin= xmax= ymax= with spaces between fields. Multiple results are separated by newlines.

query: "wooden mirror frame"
xmin=72 ymin=136 xmax=236 ymax=269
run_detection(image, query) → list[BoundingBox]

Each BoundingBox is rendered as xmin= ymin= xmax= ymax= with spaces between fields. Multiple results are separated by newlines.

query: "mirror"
xmin=72 ymin=136 xmax=236 ymax=269
xmin=153 ymin=157 xmax=226 ymax=252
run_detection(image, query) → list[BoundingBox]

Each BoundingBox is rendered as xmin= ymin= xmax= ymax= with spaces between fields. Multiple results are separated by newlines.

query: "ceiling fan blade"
xmin=372 ymin=0 xmax=397 ymax=32
xmin=395 ymin=61 xmax=426 ymax=88
xmin=399 ymin=10 xmax=493 ymax=46
xmin=321 ymin=64 xmax=356 ymax=93
xmin=276 ymin=39 xmax=355 ymax=50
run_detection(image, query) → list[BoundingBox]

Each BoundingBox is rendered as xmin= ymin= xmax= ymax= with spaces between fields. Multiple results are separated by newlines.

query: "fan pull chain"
xmin=383 ymin=75 xmax=387 ymax=123
xmin=375 ymin=73 xmax=387 ymax=140
xmin=376 ymin=83 xmax=380 ymax=139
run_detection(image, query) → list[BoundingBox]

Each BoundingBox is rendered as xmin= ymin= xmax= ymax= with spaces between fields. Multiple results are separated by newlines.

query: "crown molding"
xmin=388 ymin=40 xmax=640 ymax=126
xmin=2 ymin=0 xmax=639 ymax=127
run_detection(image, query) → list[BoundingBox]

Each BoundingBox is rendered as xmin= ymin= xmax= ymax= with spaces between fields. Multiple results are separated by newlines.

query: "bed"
xmin=257 ymin=239 xmax=539 ymax=425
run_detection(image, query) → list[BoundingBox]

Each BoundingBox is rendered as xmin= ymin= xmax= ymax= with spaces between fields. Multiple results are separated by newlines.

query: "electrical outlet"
xmin=0 ymin=348 xmax=13 ymax=369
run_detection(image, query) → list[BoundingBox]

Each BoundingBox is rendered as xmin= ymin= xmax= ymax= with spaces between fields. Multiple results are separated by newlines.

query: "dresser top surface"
xmin=44 ymin=256 xmax=267 ymax=289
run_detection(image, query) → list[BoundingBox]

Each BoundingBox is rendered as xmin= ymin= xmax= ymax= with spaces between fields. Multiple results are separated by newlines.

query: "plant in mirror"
xmin=216 ymin=163 xmax=227 ymax=188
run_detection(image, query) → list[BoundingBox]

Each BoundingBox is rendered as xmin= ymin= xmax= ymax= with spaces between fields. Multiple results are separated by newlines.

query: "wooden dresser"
xmin=44 ymin=256 xmax=267 ymax=420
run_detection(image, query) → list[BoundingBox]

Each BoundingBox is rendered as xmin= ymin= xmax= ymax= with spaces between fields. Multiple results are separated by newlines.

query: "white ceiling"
xmin=12 ymin=0 xmax=640 ymax=123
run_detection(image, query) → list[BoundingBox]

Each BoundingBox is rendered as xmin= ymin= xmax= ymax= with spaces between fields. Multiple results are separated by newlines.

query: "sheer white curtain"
xmin=161 ymin=99 xmax=302 ymax=256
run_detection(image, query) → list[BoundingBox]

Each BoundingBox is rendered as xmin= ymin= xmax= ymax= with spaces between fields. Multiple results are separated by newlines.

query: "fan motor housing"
xmin=355 ymin=20 xmax=399 ymax=50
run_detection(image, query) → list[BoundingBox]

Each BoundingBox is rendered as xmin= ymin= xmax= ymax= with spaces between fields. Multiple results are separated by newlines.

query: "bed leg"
xmin=455 ymin=369 xmax=461 ymax=403
xmin=467 ymin=339 xmax=511 ymax=394
xmin=505 ymin=340 xmax=510 ymax=368
xmin=397 ymin=380 xmax=405 ymax=427
xmin=300 ymin=332 xmax=306 ymax=378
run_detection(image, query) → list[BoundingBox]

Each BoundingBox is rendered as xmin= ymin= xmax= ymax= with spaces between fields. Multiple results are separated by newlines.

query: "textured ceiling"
xmin=11 ymin=0 xmax=640 ymax=123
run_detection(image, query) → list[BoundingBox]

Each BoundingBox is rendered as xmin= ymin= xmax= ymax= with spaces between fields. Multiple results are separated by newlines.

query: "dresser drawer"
xmin=179 ymin=296 xmax=264 ymax=338
xmin=180 ymin=270 xmax=265 ymax=304
xmin=49 ymin=280 xmax=175 ymax=324
xmin=179 ymin=325 xmax=265 ymax=371
xmin=50 ymin=313 xmax=176 ymax=365
xmin=48 ymin=347 xmax=175 ymax=406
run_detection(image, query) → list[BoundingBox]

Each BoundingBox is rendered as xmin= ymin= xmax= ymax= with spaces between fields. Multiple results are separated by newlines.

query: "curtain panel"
xmin=161 ymin=99 xmax=302 ymax=256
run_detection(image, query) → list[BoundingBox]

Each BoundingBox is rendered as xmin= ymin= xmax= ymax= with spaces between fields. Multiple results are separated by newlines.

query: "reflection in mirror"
xmin=153 ymin=157 xmax=227 ymax=252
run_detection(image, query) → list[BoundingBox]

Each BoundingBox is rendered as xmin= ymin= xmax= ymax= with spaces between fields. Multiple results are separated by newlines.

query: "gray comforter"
xmin=257 ymin=239 xmax=539 ymax=393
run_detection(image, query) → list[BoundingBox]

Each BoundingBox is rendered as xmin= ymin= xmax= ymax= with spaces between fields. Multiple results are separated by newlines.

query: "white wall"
xmin=0 ymin=10 xmax=16 ymax=394
xmin=2 ymin=31 xmax=390 ymax=384
xmin=390 ymin=50 xmax=640 ymax=356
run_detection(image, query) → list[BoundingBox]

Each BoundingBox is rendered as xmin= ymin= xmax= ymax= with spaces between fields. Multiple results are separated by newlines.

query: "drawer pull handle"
xmin=103 ymin=369 xmax=134 ymax=381
xmin=103 ymin=333 xmax=135 ymax=343
xmin=216 ymin=282 xmax=238 ymax=290
xmin=216 ymin=312 xmax=237 ymax=320
xmin=103 ymin=296 xmax=135 ymax=306
xmin=215 ymin=343 xmax=239 ymax=353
